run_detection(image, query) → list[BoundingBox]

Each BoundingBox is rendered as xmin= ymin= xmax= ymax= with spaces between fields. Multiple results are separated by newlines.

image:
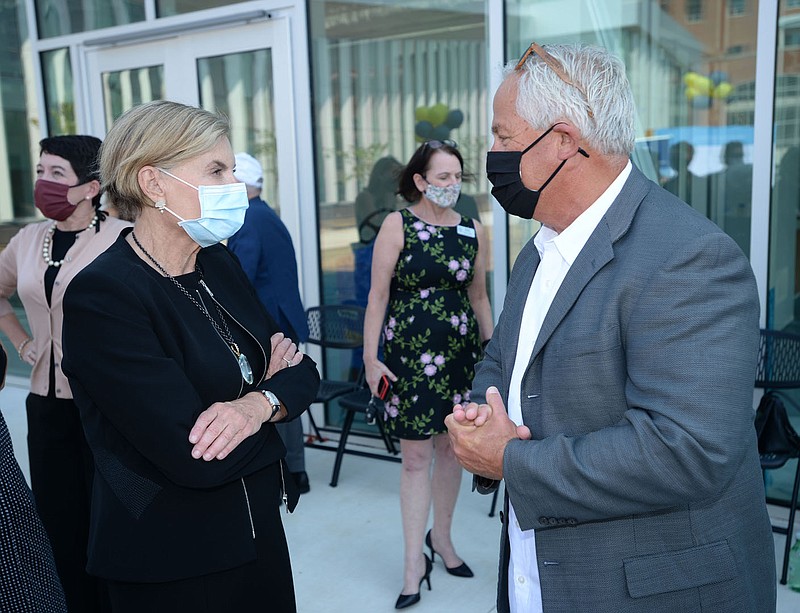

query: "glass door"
xmin=82 ymin=19 xmax=295 ymax=213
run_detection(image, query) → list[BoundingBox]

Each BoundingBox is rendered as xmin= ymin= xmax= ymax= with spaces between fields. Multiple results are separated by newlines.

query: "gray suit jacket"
xmin=473 ymin=166 xmax=776 ymax=612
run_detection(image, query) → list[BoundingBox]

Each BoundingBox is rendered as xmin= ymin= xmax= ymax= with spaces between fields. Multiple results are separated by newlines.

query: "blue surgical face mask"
xmin=157 ymin=169 xmax=249 ymax=247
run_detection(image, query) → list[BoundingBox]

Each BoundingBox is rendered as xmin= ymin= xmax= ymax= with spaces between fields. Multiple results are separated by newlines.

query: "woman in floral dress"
xmin=363 ymin=140 xmax=493 ymax=609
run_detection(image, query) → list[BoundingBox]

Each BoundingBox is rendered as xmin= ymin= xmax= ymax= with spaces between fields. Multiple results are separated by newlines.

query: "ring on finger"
xmin=283 ymin=357 xmax=292 ymax=365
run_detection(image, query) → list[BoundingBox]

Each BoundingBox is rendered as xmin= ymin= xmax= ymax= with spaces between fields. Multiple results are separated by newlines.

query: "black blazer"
xmin=62 ymin=228 xmax=320 ymax=582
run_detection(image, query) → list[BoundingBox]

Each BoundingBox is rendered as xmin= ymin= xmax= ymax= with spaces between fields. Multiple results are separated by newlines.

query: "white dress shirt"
xmin=505 ymin=162 xmax=631 ymax=612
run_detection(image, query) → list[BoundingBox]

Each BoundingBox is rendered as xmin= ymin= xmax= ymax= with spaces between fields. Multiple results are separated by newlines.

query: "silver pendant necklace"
xmin=131 ymin=232 xmax=254 ymax=385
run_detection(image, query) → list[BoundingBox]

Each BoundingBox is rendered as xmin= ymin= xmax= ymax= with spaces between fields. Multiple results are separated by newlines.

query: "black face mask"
xmin=486 ymin=124 xmax=588 ymax=219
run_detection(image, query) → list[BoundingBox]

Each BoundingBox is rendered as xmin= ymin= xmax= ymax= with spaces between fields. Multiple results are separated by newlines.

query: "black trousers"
xmin=26 ymin=392 xmax=109 ymax=613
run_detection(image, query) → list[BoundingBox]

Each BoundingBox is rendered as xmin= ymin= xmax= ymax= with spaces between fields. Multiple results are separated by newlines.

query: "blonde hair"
xmin=99 ymin=100 xmax=230 ymax=220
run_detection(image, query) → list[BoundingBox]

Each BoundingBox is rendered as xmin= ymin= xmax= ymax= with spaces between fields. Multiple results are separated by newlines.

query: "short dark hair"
xmin=397 ymin=141 xmax=470 ymax=203
xmin=39 ymin=135 xmax=103 ymax=185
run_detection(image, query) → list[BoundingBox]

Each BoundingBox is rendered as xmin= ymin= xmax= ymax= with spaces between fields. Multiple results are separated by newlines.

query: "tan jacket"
xmin=0 ymin=216 xmax=131 ymax=398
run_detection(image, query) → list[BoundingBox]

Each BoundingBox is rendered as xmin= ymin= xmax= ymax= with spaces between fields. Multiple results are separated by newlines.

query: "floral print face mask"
xmin=424 ymin=181 xmax=461 ymax=208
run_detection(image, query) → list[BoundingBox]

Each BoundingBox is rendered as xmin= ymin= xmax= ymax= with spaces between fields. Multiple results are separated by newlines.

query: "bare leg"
xmin=429 ymin=432 xmax=466 ymax=568
xmin=399 ymin=438 xmax=433 ymax=595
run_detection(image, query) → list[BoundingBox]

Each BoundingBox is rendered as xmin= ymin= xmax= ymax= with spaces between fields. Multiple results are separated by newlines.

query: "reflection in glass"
xmin=41 ymin=49 xmax=75 ymax=137
xmin=157 ymin=0 xmax=238 ymax=17
xmin=35 ymin=0 xmax=145 ymax=39
xmin=0 ymin=0 xmax=34 ymax=381
xmin=197 ymin=49 xmax=278 ymax=209
xmin=504 ymin=0 xmax=757 ymax=265
xmin=771 ymin=1 xmax=800 ymax=333
xmin=309 ymin=0 xmax=489 ymax=428
xmin=101 ymin=66 xmax=164 ymax=131
xmin=768 ymin=0 xmax=800 ymax=515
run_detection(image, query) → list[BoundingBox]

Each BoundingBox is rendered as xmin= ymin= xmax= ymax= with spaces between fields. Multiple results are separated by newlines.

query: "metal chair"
xmin=303 ymin=305 xmax=366 ymax=444
xmin=329 ymin=388 xmax=400 ymax=487
xmin=754 ymin=328 xmax=800 ymax=585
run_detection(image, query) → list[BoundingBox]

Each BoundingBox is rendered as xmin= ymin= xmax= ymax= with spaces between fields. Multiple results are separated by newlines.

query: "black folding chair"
xmin=754 ymin=328 xmax=800 ymax=585
xmin=329 ymin=388 xmax=400 ymax=487
xmin=303 ymin=305 xmax=365 ymax=444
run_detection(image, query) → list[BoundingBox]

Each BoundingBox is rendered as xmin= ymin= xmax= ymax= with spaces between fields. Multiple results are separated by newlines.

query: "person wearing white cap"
xmin=228 ymin=152 xmax=311 ymax=494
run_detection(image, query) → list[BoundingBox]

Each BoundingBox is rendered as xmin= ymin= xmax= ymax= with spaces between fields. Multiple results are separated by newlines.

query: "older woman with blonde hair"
xmin=61 ymin=100 xmax=319 ymax=613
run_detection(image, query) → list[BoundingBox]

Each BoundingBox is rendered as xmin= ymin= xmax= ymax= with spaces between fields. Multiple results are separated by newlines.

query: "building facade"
xmin=0 ymin=1 xmax=795 ymax=434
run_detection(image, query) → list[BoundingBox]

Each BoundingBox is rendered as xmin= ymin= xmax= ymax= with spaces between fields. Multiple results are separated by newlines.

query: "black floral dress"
xmin=382 ymin=208 xmax=481 ymax=439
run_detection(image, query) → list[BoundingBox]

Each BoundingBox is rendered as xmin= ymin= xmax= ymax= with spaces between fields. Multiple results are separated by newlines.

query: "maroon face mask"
xmin=34 ymin=179 xmax=79 ymax=221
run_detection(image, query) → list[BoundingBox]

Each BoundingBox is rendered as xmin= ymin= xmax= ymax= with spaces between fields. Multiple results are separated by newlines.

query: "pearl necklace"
xmin=41 ymin=214 xmax=99 ymax=268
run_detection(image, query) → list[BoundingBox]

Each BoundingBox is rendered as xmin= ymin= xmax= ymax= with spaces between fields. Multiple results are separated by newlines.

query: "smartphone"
xmin=377 ymin=375 xmax=392 ymax=401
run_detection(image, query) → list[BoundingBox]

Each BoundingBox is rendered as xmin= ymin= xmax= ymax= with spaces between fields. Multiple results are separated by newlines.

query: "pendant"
xmin=238 ymin=351 xmax=254 ymax=385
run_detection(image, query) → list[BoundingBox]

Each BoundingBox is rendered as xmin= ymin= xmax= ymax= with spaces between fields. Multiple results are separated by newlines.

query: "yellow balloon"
xmin=684 ymin=86 xmax=698 ymax=100
xmin=713 ymin=82 xmax=732 ymax=99
xmin=684 ymin=72 xmax=713 ymax=95
xmin=429 ymin=103 xmax=449 ymax=127
xmin=696 ymin=75 xmax=713 ymax=96
xmin=415 ymin=106 xmax=431 ymax=122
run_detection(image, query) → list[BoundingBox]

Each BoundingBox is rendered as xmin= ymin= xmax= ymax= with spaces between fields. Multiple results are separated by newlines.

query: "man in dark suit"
xmin=446 ymin=43 xmax=775 ymax=612
xmin=229 ymin=153 xmax=311 ymax=493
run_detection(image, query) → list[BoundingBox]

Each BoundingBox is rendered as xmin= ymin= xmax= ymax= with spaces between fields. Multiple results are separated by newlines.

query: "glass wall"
xmin=0 ymin=1 xmax=39 ymax=379
xmin=767 ymin=0 xmax=800 ymax=506
xmin=198 ymin=49 xmax=279 ymax=209
xmin=100 ymin=65 xmax=164 ymax=128
xmin=157 ymin=0 xmax=239 ymax=17
xmin=505 ymin=0 xmax=759 ymax=266
xmin=35 ymin=0 xmax=145 ymax=38
xmin=308 ymin=0 xmax=489 ymax=426
xmin=41 ymin=49 xmax=76 ymax=137
xmin=772 ymin=2 xmax=800 ymax=333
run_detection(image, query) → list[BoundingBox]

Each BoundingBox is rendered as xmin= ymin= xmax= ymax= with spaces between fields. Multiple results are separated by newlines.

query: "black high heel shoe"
xmin=425 ymin=529 xmax=474 ymax=578
xmin=395 ymin=553 xmax=432 ymax=609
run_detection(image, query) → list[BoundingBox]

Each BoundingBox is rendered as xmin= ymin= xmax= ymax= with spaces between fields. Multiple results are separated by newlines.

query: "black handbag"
xmin=754 ymin=391 xmax=800 ymax=469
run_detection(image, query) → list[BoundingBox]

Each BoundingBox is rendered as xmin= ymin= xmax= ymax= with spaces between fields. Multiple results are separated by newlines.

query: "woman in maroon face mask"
xmin=0 ymin=135 xmax=131 ymax=613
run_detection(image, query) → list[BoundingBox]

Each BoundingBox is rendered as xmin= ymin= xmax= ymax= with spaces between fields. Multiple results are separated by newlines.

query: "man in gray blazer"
xmin=446 ymin=43 xmax=776 ymax=612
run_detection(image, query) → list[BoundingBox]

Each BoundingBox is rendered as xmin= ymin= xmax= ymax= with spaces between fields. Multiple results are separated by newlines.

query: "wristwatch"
xmin=260 ymin=390 xmax=282 ymax=422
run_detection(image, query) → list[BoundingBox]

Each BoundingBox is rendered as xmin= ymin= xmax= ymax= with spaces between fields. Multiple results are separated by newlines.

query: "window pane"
xmin=728 ymin=0 xmax=747 ymax=16
xmin=100 ymin=65 xmax=164 ymax=131
xmin=309 ymin=0 xmax=489 ymax=428
xmin=505 ymin=0 xmax=756 ymax=265
xmin=687 ymin=0 xmax=704 ymax=21
xmin=766 ymin=0 xmax=800 ymax=514
xmin=35 ymin=0 xmax=145 ymax=38
xmin=771 ymin=3 xmax=800 ymax=333
xmin=0 ymin=1 xmax=35 ymax=381
xmin=41 ymin=49 xmax=75 ymax=137
xmin=157 ymin=0 xmax=239 ymax=17
xmin=197 ymin=49 xmax=279 ymax=209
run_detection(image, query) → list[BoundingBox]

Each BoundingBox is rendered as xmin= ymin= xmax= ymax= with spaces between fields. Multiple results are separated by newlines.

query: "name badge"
xmin=457 ymin=225 xmax=476 ymax=238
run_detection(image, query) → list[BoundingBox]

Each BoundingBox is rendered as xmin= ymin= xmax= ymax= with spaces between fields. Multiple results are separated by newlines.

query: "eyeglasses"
xmin=516 ymin=42 xmax=594 ymax=119
xmin=421 ymin=139 xmax=458 ymax=151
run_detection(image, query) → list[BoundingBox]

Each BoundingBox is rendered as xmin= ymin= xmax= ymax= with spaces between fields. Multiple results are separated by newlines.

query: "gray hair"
xmin=505 ymin=44 xmax=636 ymax=157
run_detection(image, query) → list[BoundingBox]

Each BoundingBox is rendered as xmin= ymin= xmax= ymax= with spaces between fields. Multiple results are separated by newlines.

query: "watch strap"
xmin=260 ymin=389 xmax=282 ymax=422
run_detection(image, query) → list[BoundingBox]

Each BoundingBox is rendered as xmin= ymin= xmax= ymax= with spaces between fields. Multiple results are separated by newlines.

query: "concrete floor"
xmin=2 ymin=377 xmax=799 ymax=612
